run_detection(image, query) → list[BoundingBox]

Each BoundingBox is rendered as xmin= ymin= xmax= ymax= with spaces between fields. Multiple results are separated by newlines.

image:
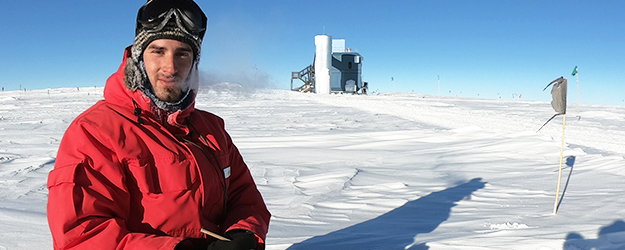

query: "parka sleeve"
xmin=47 ymin=117 xmax=184 ymax=250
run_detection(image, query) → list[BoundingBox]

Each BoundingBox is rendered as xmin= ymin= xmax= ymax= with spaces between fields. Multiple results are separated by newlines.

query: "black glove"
xmin=205 ymin=230 xmax=257 ymax=250
xmin=175 ymin=238 xmax=210 ymax=250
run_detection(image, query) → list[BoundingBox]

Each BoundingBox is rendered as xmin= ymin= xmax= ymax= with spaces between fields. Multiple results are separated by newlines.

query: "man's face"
xmin=143 ymin=39 xmax=194 ymax=103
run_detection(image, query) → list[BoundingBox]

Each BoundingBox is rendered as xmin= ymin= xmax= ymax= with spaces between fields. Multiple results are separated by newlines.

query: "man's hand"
xmin=205 ymin=230 xmax=257 ymax=250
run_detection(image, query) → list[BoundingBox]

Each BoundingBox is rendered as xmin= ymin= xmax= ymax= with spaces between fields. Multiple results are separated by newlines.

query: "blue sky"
xmin=1 ymin=0 xmax=624 ymax=105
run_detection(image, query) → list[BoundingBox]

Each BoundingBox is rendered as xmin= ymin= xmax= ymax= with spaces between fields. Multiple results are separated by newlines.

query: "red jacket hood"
xmin=103 ymin=46 xmax=196 ymax=130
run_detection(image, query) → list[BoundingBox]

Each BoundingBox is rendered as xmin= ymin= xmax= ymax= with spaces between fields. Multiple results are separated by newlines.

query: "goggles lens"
xmin=137 ymin=0 xmax=207 ymax=39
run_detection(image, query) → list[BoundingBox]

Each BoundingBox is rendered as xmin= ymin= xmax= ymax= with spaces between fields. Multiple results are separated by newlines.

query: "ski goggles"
xmin=136 ymin=0 xmax=207 ymax=40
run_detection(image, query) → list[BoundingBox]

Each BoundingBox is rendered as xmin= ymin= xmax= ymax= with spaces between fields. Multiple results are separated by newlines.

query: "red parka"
xmin=47 ymin=47 xmax=271 ymax=250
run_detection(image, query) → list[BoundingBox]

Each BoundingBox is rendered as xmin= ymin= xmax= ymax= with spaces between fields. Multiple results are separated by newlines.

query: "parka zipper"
xmin=182 ymin=124 xmax=229 ymax=225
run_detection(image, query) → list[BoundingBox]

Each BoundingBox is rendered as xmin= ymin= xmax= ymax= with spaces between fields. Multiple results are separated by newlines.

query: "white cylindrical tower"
xmin=314 ymin=35 xmax=332 ymax=94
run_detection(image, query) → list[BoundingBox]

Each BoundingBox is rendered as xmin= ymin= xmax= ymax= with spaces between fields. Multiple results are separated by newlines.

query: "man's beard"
xmin=138 ymin=66 xmax=197 ymax=113
xmin=154 ymin=85 xmax=183 ymax=103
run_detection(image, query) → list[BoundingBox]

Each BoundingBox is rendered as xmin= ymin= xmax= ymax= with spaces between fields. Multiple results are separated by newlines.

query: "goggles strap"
xmin=142 ymin=9 xmax=202 ymax=40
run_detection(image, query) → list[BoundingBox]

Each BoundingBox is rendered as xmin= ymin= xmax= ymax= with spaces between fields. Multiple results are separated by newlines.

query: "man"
xmin=46 ymin=1 xmax=271 ymax=250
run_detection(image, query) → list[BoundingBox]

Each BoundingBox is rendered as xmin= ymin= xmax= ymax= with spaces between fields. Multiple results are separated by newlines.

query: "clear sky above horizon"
xmin=1 ymin=0 xmax=624 ymax=106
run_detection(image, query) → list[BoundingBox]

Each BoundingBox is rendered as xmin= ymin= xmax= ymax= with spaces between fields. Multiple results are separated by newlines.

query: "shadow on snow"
xmin=561 ymin=156 xmax=625 ymax=249
xmin=287 ymin=178 xmax=487 ymax=250
xmin=556 ymin=156 xmax=576 ymax=212
xmin=564 ymin=220 xmax=625 ymax=250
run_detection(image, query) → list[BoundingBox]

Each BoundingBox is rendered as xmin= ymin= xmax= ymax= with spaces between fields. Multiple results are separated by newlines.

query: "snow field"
xmin=0 ymin=87 xmax=624 ymax=249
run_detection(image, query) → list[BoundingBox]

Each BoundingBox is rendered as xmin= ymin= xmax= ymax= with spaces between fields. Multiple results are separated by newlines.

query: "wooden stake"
xmin=201 ymin=228 xmax=231 ymax=242
xmin=553 ymin=114 xmax=567 ymax=214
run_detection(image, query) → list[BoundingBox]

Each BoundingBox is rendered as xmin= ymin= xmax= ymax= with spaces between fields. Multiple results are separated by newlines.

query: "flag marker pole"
xmin=576 ymin=72 xmax=580 ymax=120
xmin=572 ymin=66 xmax=580 ymax=120
xmin=553 ymin=114 xmax=567 ymax=215
xmin=438 ymin=75 xmax=440 ymax=96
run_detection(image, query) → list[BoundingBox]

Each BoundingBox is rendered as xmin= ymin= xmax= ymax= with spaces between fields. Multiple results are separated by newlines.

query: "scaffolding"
xmin=290 ymin=64 xmax=315 ymax=93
